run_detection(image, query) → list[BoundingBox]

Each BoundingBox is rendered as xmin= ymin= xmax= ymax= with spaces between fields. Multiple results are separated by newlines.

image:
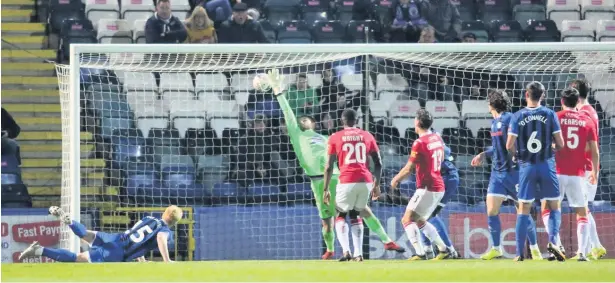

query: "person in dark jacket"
xmin=2 ymin=108 xmax=21 ymax=165
xmin=235 ymin=114 xmax=281 ymax=185
xmin=418 ymin=0 xmax=461 ymax=42
xmin=216 ymin=3 xmax=270 ymax=43
xmin=317 ymin=69 xmax=368 ymax=124
xmin=145 ymin=0 xmax=188 ymax=43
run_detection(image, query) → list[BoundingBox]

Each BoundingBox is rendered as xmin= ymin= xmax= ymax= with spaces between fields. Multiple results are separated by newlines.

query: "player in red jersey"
xmin=571 ymin=79 xmax=607 ymax=259
xmin=323 ymin=109 xmax=384 ymax=262
xmin=391 ymin=109 xmax=452 ymax=260
xmin=551 ymin=88 xmax=600 ymax=261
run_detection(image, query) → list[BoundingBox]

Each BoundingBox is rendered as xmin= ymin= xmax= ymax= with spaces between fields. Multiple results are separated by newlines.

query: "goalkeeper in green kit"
xmin=263 ymin=70 xmax=405 ymax=260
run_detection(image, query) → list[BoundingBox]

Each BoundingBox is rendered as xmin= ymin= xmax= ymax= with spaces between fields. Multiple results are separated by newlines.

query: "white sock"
xmin=335 ymin=217 xmax=351 ymax=254
xmin=530 ymin=244 xmax=539 ymax=251
xmin=587 ymin=212 xmax=603 ymax=249
xmin=350 ymin=218 xmax=364 ymax=257
xmin=577 ymin=217 xmax=590 ymax=255
xmin=542 ymin=210 xmax=562 ymax=247
xmin=403 ymin=222 xmax=425 ymax=256
xmin=35 ymin=247 xmax=43 ymax=256
xmin=419 ymin=222 xmax=447 ymax=252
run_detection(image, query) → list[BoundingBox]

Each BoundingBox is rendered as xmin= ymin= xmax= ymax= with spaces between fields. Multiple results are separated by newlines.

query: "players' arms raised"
xmin=157 ymin=231 xmax=173 ymax=263
xmin=323 ymin=153 xmax=336 ymax=205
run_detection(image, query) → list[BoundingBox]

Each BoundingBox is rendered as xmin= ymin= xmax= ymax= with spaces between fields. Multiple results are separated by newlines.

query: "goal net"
xmin=56 ymin=43 xmax=615 ymax=260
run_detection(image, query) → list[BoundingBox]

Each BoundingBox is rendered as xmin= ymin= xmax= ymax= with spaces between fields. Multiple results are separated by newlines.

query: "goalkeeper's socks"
xmin=41 ymin=248 xmax=77 ymax=262
xmin=322 ymin=227 xmax=335 ymax=252
xmin=363 ymin=215 xmax=391 ymax=243
xmin=419 ymin=222 xmax=447 ymax=252
xmin=587 ymin=212 xmax=604 ymax=249
xmin=429 ymin=216 xmax=452 ymax=247
xmin=403 ymin=222 xmax=425 ymax=255
xmin=515 ymin=214 xmax=531 ymax=257
xmin=334 ymin=217 xmax=351 ymax=254
xmin=350 ymin=218 xmax=364 ymax=257
xmin=527 ymin=216 xmax=538 ymax=246
xmin=69 ymin=220 xmax=88 ymax=238
xmin=488 ymin=215 xmax=502 ymax=247
xmin=548 ymin=209 xmax=562 ymax=245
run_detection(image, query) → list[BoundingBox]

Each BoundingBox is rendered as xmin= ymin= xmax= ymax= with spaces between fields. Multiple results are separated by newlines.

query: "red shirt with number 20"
xmin=327 ymin=127 xmax=379 ymax=184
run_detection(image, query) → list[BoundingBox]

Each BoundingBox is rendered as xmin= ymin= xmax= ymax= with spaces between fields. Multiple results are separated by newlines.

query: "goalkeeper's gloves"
xmin=266 ymin=69 xmax=284 ymax=96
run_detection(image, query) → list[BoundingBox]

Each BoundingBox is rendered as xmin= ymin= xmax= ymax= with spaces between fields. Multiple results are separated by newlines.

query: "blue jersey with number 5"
xmin=509 ymin=106 xmax=561 ymax=164
xmin=122 ymin=216 xmax=171 ymax=261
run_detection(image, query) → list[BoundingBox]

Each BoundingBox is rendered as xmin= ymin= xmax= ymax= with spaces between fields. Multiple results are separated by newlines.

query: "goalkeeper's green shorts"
xmin=311 ymin=177 xmax=338 ymax=219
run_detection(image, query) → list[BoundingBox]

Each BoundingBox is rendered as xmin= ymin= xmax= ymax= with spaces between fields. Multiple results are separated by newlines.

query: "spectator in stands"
xmin=353 ymin=0 xmax=378 ymax=22
xmin=184 ymin=7 xmax=217 ymax=43
xmin=419 ymin=0 xmax=461 ymax=42
xmin=1 ymin=108 xmax=21 ymax=165
xmin=389 ymin=0 xmax=428 ymax=43
xmin=236 ymin=114 xmax=281 ymax=185
xmin=216 ymin=3 xmax=270 ymax=43
xmin=318 ymin=69 xmax=351 ymax=120
xmin=145 ymin=0 xmax=188 ymax=43
xmin=462 ymin=32 xmax=477 ymax=43
xmin=417 ymin=25 xmax=437 ymax=43
xmin=247 ymin=8 xmax=260 ymax=21
xmin=287 ymin=73 xmax=319 ymax=117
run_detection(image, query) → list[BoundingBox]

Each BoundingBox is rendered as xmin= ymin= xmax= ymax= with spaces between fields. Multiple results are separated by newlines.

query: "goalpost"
xmin=56 ymin=42 xmax=615 ymax=260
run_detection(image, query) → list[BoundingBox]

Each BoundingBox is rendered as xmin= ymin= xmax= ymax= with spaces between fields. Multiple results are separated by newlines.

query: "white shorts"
xmin=336 ymin=182 xmax=372 ymax=213
xmin=557 ymin=174 xmax=587 ymax=208
xmin=406 ymin=189 xmax=444 ymax=221
xmin=584 ymin=171 xmax=598 ymax=202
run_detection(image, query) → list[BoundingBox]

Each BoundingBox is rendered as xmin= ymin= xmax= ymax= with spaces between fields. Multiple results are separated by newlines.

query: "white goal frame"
xmin=64 ymin=42 xmax=615 ymax=253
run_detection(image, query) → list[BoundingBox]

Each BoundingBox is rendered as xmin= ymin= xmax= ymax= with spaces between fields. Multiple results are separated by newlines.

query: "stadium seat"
xmin=125 ymin=162 xmax=157 ymax=197
xmin=1 ymin=173 xmax=20 ymax=185
xmin=258 ymin=19 xmax=278 ymax=43
xmin=341 ymin=73 xmax=375 ymax=93
xmin=593 ymin=88 xmax=613 ymax=106
xmin=248 ymin=184 xmax=281 ymax=196
xmin=513 ymin=2 xmax=547 ymax=29
xmin=85 ymin=0 xmax=120 ymax=29
xmin=58 ymin=19 xmax=97 ymax=62
xmin=452 ymin=0 xmax=478 ymax=22
xmin=525 ymin=20 xmax=560 ymax=41
xmin=111 ymin=128 xmax=145 ymax=168
xmin=1 ymin=154 xmax=21 ymax=185
xmin=479 ymin=0 xmax=512 ymax=23
xmin=264 ymin=0 xmax=300 ymax=24
xmin=461 ymin=21 xmax=490 ymax=42
xmin=149 ymin=128 xmax=182 ymax=163
xmin=373 ymin=0 xmax=394 ymax=25
xmin=335 ymin=0 xmax=354 ymax=24
xmin=135 ymin=105 xmax=169 ymax=138
xmin=442 ymin=127 xmax=475 ymax=155
xmin=211 ymin=182 xmax=239 ymax=197
xmin=123 ymin=72 xmax=157 ymax=91
xmin=1 ymin=184 xmax=32 ymax=208
xmin=376 ymin=74 xmax=408 ymax=101
xmin=581 ymin=0 xmax=615 ymax=28
xmin=286 ymin=182 xmax=312 ymax=200
xmin=195 ymin=73 xmax=229 ymax=95
xmin=132 ymin=19 xmax=147 ymax=43
xmin=100 ymin=117 xmax=133 ymax=139
xmin=597 ymin=19 xmax=615 ymax=41
xmin=126 ymin=91 xmax=158 ymax=111
xmin=160 ymin=155 xmax=195 ymax=187
xmin=466 ymin=118 xmax=492 ymax=138
xmin=312 ymin=20 xmax=345 ymax=43
xmin=170 ymin=0 xmax=191 ymax=18
xmin=277 ymin=20 xmax=312 ymax=43
xmin=90 ymin=92 xmax=132 ymax=118
xmin=425 ymin=101 xmax=460 ymax=133
xmin=221 ymin=128 xmax=245 ymax=148
xmin=121 ymin=0 xmax=154 ymax=25
xmin=490 ymin=20 xmax=524 ymax=41
xmin=170 ymin=100 xmax=207 ymax=138
xmin=48 ymin=0 xmax=85 ymax=34
xmin=300 ymin=0 xmax=329 ymax=25
xmin=210 ymin=118 xmax=240 ymax=137
xmin=390 ymin=100 xmax=422 ymax=135
xmin=159 ymin=72 xmax=194 ymax=94
xmin=198 ymin=155 xmax=229 ymax=189
xmin=463 ymin=99 xmax=491 ymax=138
xmin=547 ymin=0 xmax=581 ymax=30
xmin=346 ymin=20 xmax=378 ymax=43
xmin=185 ymin=127 xmax=222 ymax=156
xmin=561 ymin=20 xmax=595 ymax=41
xmin=96 ymin=19 xmax=133 ymax=43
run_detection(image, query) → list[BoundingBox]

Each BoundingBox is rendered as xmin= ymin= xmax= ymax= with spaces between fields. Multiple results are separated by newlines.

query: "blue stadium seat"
xmin=442 ymin=127 xmax=474 ymax=155
xmin=277 ymin=21 xmax=312 ymax=43
xmin=346 ymin=20 xmax=378 ymax=43
xmin=212 ymin=182 xmax=239 ymax=197
xmin=258 ymin=19 xmax=278 ymax=43
xmin=1 ymin=173 xmax=19 ymax=185
xmin=300 ymin=0 xmax=329 ymax=25
xmin=525 ymin=20 xmax=560 ymax=42
xmin=490 ymin=20 xmax=524 ymax=42
xmin=48 ymin=0 xmax=85 ymax=34
xmin=185 ymin=127 xmax=222 ymax=157
xmin=198 ymin=155 xmax=229 ymax=189
xmin=264 ymin=0 xmax=300 ymax=24
xmin=334 ymin=0 xmax=354 ymax=24
xmin=58 ymin=19 xmax=96 ymax=62
xmin=312 ymin=20 xmax=345 ymax=43
xmin=461 ymin=21 xmax=490 ymax=42
xmin=398 ymin=179 xmax=417 ymax=197
xmin=90 ymin=92 xmax=131 ymax=118
xmin=160 ymin=155 xmax=195 ymax=187
xmin=246 ymin=100 xmax=282 ymax=119
xmin=125 ymin=162 xmax=157 ymax=197
xmin=479 ymin=0 xmax=512 ymax=23
xmin=148 ymin=128 xmax=182 ymax=164
xmin=100 ymin=117 xmax=133 ymax=140
xmin=513 ymin=0 xmax=546 ymax=29
xmin=286 ymin=182 xmax=312 ymax=200
xmin=111 ymin=128 xmax=145 ymax=169
xmin=248 ymin=183 xmax=281 ymax=196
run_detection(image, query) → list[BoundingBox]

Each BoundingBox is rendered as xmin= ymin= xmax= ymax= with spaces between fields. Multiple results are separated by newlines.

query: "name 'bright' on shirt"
xmin=518 ymin=115 xmax=547 ymax=126
xmin=342 ymin=135 xmax=364 ymax=142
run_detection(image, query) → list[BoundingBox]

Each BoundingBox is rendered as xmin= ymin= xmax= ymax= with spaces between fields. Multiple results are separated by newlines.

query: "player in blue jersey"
xmin=471 ymin=90 xmax=541 ymax=260
xmin=506 ymin=82 xmax=566 ymax=261
xmin=19 ymin=205 xmax=182 ymax=263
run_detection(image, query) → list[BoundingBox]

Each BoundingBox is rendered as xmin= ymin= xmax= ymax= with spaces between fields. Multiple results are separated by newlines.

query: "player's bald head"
xmin=561 ymin=87 xmax=580 ymax=108
xmin=415 ymin=109 xmax=433 ymax=131
xmin=341 ymin=109 xmax=357 ymax=127
xmin=163 ymin=205 xmax=183 ymax=226
xmin=526 ymin=81 xmax=545 ymax=102
xmin=299 ymin=116 xmax=316 ymax=131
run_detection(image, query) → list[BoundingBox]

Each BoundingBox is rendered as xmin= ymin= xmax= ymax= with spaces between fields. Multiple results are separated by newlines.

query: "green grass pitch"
xmin=2 ymin=260 xmax=615 ymax=282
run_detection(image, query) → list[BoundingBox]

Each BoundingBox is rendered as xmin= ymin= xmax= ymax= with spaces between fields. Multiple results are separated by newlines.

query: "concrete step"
xmin=28 ymin=186 xmax=119 ymax=196
xmin=12 ymin=116 xmax=61 ymax=131
xmin=3 ymin=103 xmax=60 ymax=113
xmin=17 ymin=131 xmax=93 ymax=141
xmin=1 ymin=76 xmax=57 ymax=89
xmin=22 ymin=170 xmax=104 ymax=187
xmin=2 ymin=36 xmax=45 ymax=50
xmin=2 ymin=62 xmax=55 ymax=76
xmin=1 ymin=49 xmax=55 ymax=63
xmin=32 ymin=199 xmax=119 ymax=210
xmin=102 ymin=215 xmax=131 ymax=226
xmin=1 ymin=89 xmax=59 ymax=103
xmin=1 ymin=23 xmax=45 ymax=36
xmin=22 ymin=158 xmax=104 ymax=168
xmin=1 ymin=9 xmax=32 ymax=22
xmin=2 ymin=0 xmax=36 ymax=8
xmin=21 ymin=144 xmax=95 ymax=158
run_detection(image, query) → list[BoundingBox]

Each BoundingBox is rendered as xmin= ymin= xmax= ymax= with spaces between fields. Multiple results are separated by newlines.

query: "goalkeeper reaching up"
xmin=264 ymin=70 xmax=405 ymax=260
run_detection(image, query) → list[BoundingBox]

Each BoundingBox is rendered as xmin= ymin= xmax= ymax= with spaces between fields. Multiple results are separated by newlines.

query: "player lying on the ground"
xmin=570 ymin=78 xmax=607 ymax=259
xmin=471 ymin=89 xmax=541 ymax=260
xmin=19 ymin=205 xmax=182 ymax=263
xmin=390 ymin=109 xmax=454 ymax=260
xmin=507 ymin=82 xmax=565 ymax=262
xmin=264 ymin=70 xmax=404 ymax=261
xmin=548 ymin=88 xmax=600 ymax=261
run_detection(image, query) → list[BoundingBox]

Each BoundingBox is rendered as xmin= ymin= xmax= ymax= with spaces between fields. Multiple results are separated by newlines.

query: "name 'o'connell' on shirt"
xmin=518 ymin=115 xmax=547 ymax=126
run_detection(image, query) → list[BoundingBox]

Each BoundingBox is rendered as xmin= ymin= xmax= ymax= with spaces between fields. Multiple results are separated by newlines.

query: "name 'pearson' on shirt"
xmin=518 ymin=115 xmax=548 ymax=126
xmin=560 ymin=118 xmax=587 ymax=127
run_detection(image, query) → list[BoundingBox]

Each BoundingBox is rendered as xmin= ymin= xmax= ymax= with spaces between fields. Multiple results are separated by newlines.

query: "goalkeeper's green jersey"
xmin=277 ymin=94 xmax=339 ymax=177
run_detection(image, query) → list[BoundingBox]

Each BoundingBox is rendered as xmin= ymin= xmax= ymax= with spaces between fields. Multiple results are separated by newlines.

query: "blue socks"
xmin=515 ymin=214 xmax=531 ymax=257
xmin=548 ymin=209 xmax=562 ymax=244
xmin=527 ymin=217 xmax=537 ymax=246
xmin=69 ymin=220 xmax=88 ymax=238
xmin=429 ymin=216 xmax=452 ymax=247
xmin=488 ymin=215 xmax=502 ymax=247
xmin=42 ymin=248 xmax=77 ymax=262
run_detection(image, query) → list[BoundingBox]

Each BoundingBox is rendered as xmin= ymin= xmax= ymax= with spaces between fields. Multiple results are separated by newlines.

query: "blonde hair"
xmin=418 ymin=26 xmax=436 ymax=43
xmin=185 ymin=6 xmax=213 ymax=30
xmin=163 ymin=205 xmax=183 ymax=226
